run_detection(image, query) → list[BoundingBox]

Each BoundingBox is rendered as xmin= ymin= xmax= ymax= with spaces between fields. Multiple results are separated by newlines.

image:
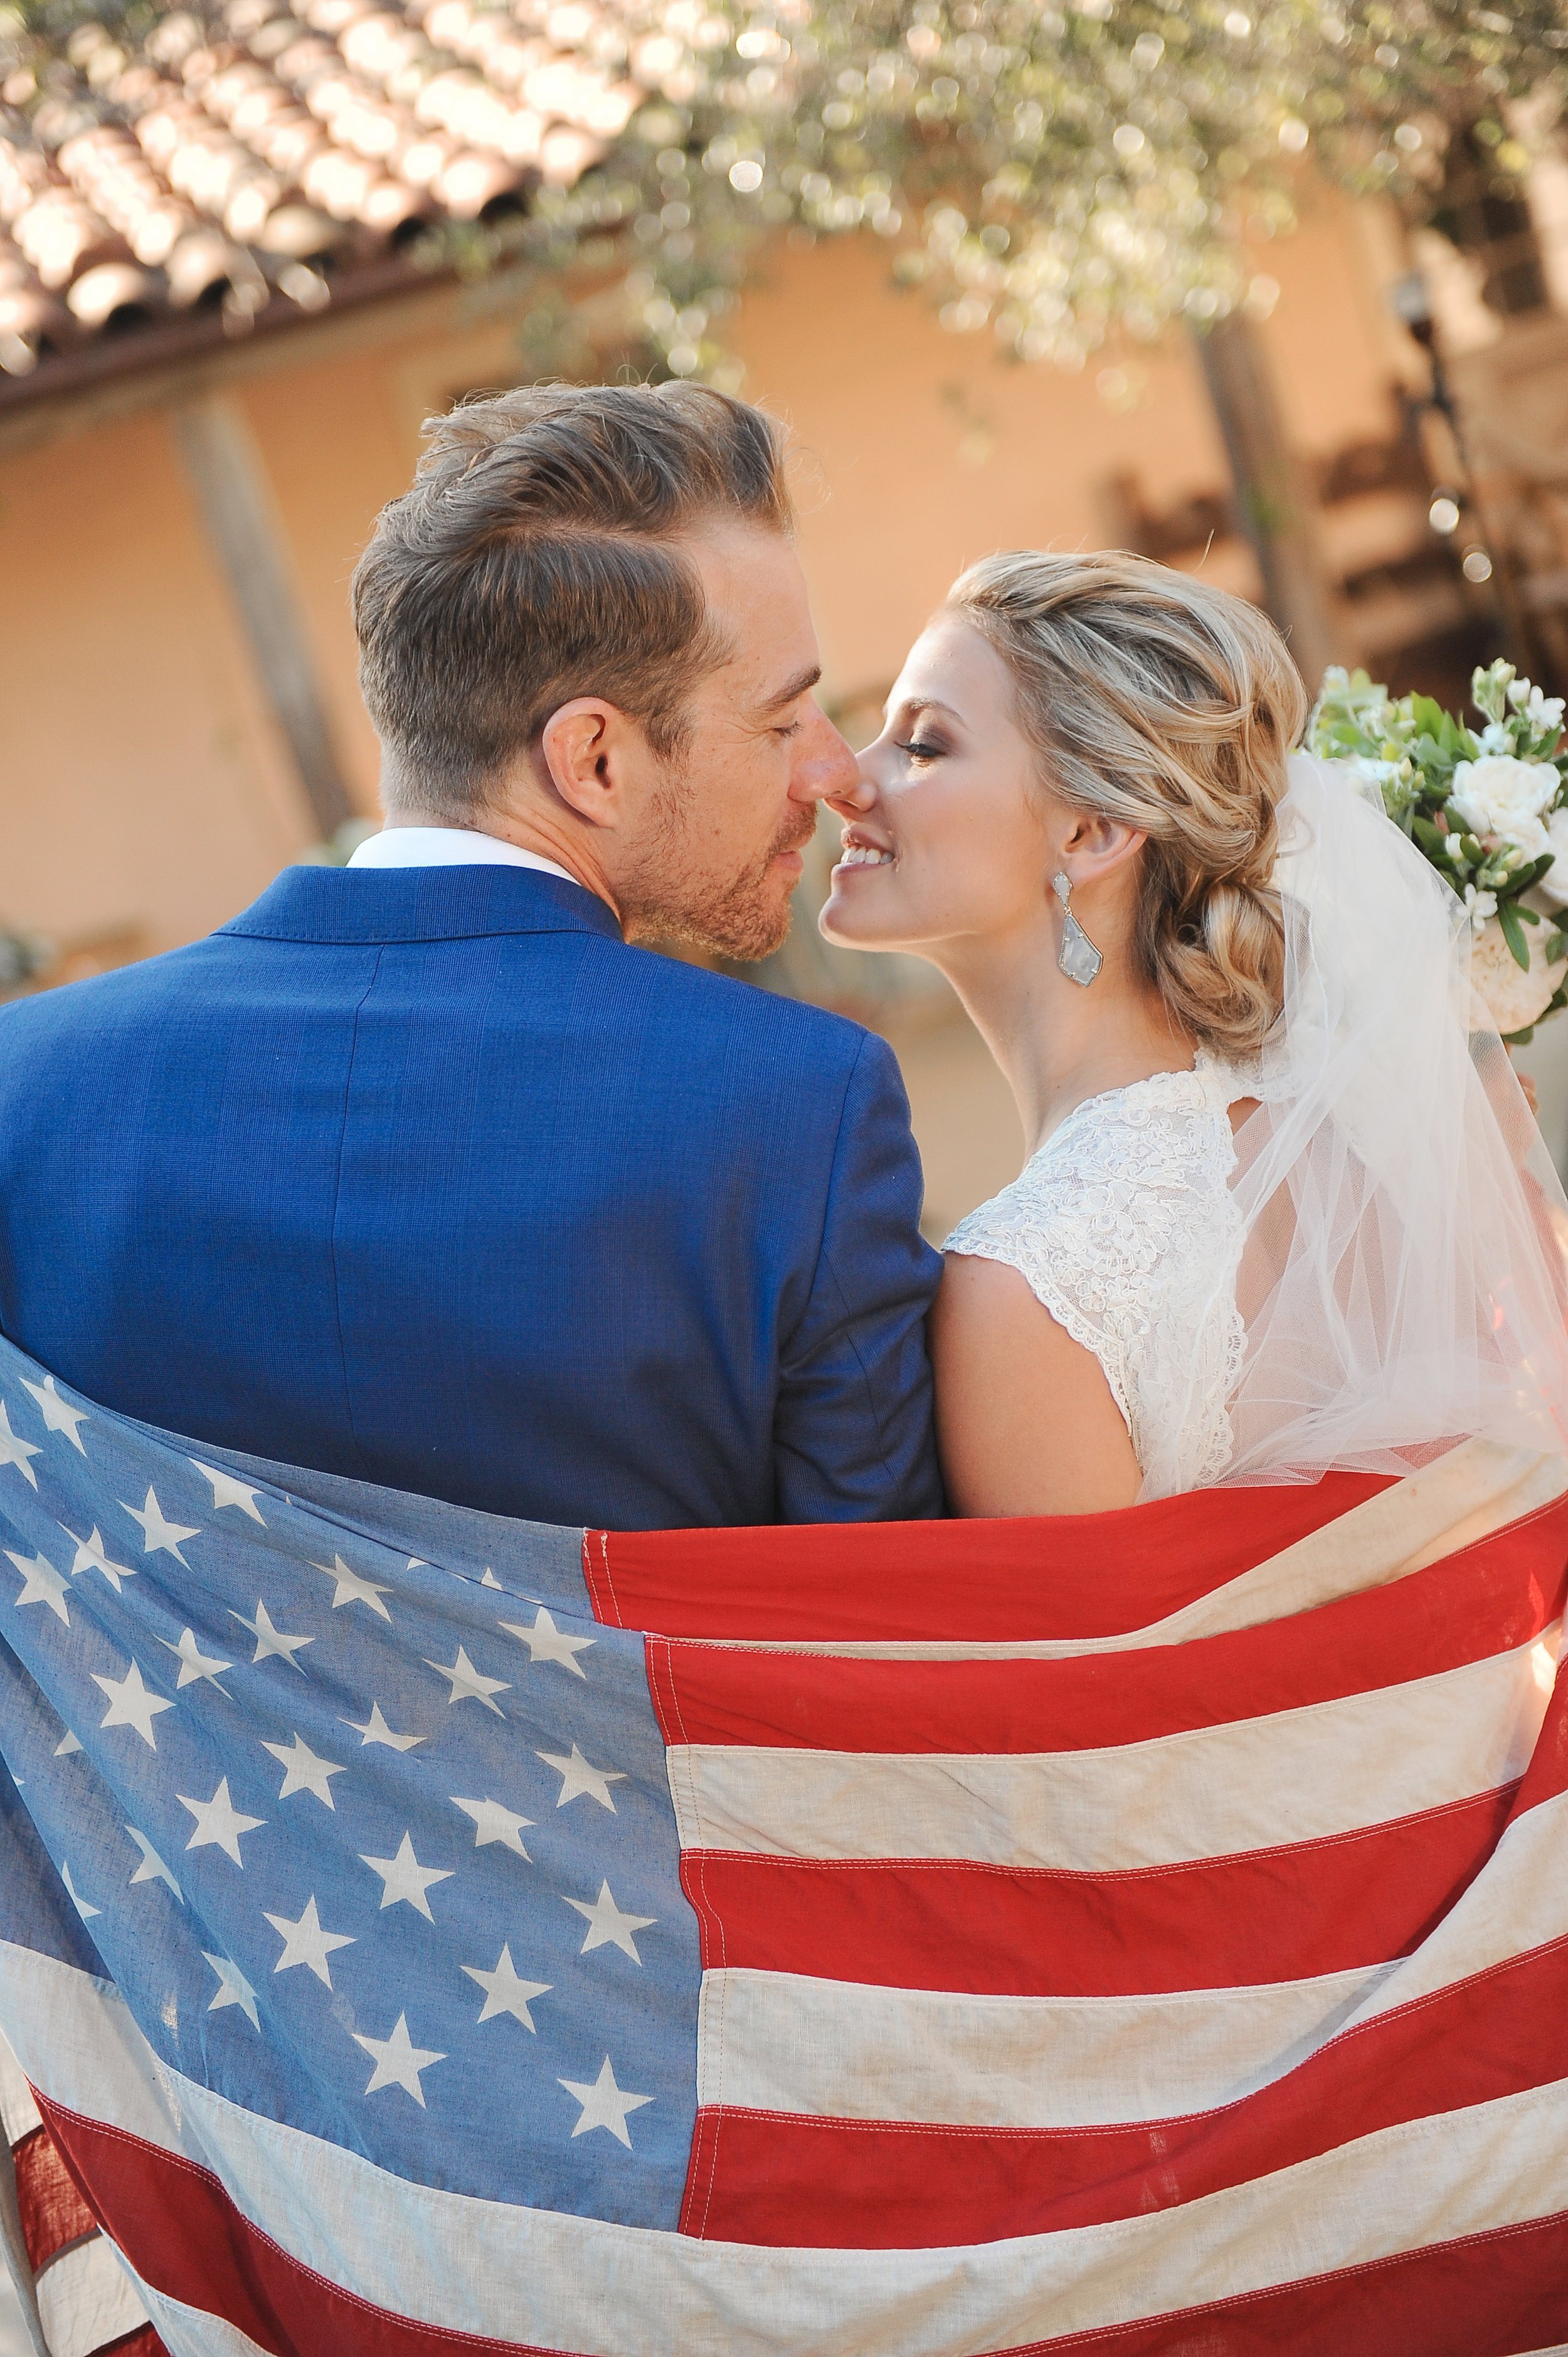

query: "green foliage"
xmin=1306 ymin=662 xmax=1568 ymax=952
xmin=5 ymin=0 xmax=1565 ymax=383
xmin=580 ymin=0 xmax=1568 ymax=380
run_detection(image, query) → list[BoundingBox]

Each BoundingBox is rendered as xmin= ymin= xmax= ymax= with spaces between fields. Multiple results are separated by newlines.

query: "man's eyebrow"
xmin=758 ymin=662 xmax=822 ymax=715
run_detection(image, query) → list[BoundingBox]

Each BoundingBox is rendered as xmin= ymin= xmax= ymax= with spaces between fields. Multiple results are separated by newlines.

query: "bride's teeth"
xmin=839 ymin=846 xmax=892 ymax=867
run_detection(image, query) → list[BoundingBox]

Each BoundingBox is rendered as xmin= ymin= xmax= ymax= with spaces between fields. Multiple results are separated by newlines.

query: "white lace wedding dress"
xmin=944 ymin=1053 xmax=1249 ymax=1501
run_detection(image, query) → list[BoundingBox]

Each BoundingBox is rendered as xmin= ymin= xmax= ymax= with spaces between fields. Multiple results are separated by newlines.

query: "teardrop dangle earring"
xmin=1051 ymin=873 xmax=1103 ymax=987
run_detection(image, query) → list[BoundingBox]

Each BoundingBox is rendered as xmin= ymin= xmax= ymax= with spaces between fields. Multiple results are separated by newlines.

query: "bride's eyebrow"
xmin=885 ymin=694 xmax=961 ymax=726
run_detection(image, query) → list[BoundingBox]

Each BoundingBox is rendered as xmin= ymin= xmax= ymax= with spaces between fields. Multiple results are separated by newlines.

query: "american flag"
xmin=0 ymin=1324 xmax=1566 ymax=2356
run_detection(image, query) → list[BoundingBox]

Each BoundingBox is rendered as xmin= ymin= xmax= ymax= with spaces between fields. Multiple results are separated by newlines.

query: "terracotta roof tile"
xmin=0 ymin=0 xmax=661 ymax=383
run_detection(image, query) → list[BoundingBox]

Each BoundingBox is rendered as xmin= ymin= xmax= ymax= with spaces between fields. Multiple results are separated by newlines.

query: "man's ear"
xmin=539 ymin=698 xmax=632 ymax=831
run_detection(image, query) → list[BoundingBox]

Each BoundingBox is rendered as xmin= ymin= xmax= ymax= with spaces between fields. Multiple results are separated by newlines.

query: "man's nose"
xmin=792 ymin=705 xmax=861 ymax=805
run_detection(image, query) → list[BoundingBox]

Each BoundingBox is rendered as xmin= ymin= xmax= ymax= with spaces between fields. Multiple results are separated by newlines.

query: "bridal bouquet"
xmin=1308 ymin=660 xmax=1568 ymax=1041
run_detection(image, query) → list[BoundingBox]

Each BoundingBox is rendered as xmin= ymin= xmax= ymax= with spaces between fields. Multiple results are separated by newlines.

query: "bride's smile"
xmin=821 ymin=610 xmax=1062 ymax=961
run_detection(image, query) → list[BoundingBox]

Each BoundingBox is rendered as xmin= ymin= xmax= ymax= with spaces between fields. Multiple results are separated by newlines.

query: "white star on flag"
xmin=558 ymin=2056 xmax=653 ymax=2148
xmin=62 ymin=1525 xmax=135 ymax=1590
xmin=21 ymin=1375 xmax=89 ymax=1452
xmin=203 ymin=1952 xmax=260 ymax=2030
xmin=564 ymin=1880 xmax=656 ymax=1964
xmin=60 ymin=1863 xmax=99 ymax=1921
xmin=480 ymin=1568 xmax=501 ymax=1588
xmin=343 ymin=1703 xmax=425 ymax=1751
xmin=53 ymin=1730 xmax=81 ymax=1757
xmin=231 ymin=1600 xmax=312 ymax=1670
xmin=93 ymin=1658 xmax=174 ymax=1748
xmin=353 ymin=2014 xmax=445 ymax=2105
xmin=0 ymin=1403 xmax=42 ymax=1489
xmin=462 ymin=1944 xmax=551 ymax=2030
xmin=450 ymin=1796 xmax=532 ymax=1858
xmin=309 ymin=1553 xmax=392 ymax=1619
xmin=423 ymin=1646 xmax=510 ymax=1714
xmin=159 ymin=1627 xmax=231 ymax=1693
xmin=500 ymin=1605 xmax=595 ymax=1678
xmin=359 ymin=1832 xmax=452 ymax=1920
xmin=189 ymin=1461 xmax=267 ymax=1522
xmin=538 ymin=1744 xmax=625 ymax=1811
xmin=120 ymin=1486 xmax=200 ymax=1564
xmin=6 ymin=1548 xmax=70 ymax=1625
xmin=263 ymin=1732 xmax=346 ymax=1807
xmin=127 ymin=1827 xmax=183 ymax=1902
xmin=179 ymin=1776 xmax=264 ymax=1866
xmin=265 ymin=1895 xmax=355 ymax=1987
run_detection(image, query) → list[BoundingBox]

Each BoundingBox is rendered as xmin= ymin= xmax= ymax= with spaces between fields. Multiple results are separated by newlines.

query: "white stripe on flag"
xmin=1346 ymin=1787 xmax=1568 ymax=2028
xmin=695 ymin=1958 xmax=1396 ymax=2127
xmin=119 ymin=2265 xmax=268 ymax=2357
xmin=4 ymin=1945 xmax=1567 ymax=2357
xmin=34 ymin=2233 xmax=147 ymax=2357
xmin=668 ymin=1629 xmax=1560 ymax=1870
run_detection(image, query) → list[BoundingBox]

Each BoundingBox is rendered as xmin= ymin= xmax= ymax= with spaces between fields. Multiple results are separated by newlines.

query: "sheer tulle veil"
xmin=1208 ymin=751 xmax=1568 ymax=1486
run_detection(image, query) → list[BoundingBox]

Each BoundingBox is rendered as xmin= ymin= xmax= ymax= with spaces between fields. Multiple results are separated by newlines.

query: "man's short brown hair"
xmin=352 ymin=380 xmax=794 ymax=818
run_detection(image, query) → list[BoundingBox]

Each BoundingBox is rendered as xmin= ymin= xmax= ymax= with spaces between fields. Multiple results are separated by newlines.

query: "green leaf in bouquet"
xmin=1412 ymin=816 xmax=1453 ymax=859
xmin=1410 ymin=695 xmax=1448 ymax=739
xmin=1548 ymin=932 xmax=1568 ymax=966
xmin=1507 ymin=854 xmax=1555 ymax=894
xmin=1515 ymin=978 xmax=1568 ymax=1040
xmin=1497 ymin=898 xmax=1533 ymax=972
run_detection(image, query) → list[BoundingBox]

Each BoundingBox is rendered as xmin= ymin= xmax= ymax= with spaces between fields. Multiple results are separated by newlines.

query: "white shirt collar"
xmin=346 ymin=826 xmax=578 ymax=887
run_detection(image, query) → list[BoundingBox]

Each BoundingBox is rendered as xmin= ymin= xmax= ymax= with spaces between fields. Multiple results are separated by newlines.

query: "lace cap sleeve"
xmin=943 ymin=1065 xmax=1246 ymax=1500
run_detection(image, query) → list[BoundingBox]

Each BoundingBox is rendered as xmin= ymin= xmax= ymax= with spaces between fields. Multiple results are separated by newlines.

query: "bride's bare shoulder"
xmin=931 ymin=1252 xmax=1141 ymax=1517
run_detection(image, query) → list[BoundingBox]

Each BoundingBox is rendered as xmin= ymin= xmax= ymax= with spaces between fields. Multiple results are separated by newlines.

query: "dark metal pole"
xmin=172 ymin=393 xmax=356 ymax=842
xmin=1192 ymin=312 xmax=1348 ymax=694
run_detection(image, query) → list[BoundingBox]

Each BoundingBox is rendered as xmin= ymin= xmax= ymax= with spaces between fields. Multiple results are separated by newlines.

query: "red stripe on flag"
xmin=990 ymin=2207 xmax=1568 ymax=2357
xmin=585 ymin=1473 xmax=1391 ymax=1641
xmin=13 ymin=2119 xmax=99 ymax=2270
xmin=31 ymin=2095 xmax=584 ymax=2357
xmin=30 ymin=2084 xmax=1568 ymax=2357
xmin=647 ymin=1514 xmax=1568 ymax=1756
xmin=681 ymin=1937 xmax=1568 ymax=2245
xmin=679 ymin=1784 xmax=1519 ymax=1994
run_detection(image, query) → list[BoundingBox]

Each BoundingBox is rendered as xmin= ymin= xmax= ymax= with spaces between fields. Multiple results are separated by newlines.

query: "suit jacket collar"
xmin=220 ymin=863 xmax=625 ymax=946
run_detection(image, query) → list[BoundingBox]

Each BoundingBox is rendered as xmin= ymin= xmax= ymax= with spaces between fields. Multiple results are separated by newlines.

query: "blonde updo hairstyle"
xmin=948 ymin=549 xmax=1308 ymax=1058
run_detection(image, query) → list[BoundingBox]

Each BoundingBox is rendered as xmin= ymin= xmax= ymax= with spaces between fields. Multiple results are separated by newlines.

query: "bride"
xmin=821 ymin=550 xmax=1568 ymax=1515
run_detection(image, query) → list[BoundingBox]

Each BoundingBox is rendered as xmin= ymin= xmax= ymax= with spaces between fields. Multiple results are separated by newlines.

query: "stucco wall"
xmin=0 ymin=184 xmax=1411 ymax=956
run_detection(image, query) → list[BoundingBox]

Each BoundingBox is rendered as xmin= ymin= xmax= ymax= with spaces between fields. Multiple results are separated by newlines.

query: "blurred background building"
xmin=5 ymin=0 xmax=1568 ymax=1231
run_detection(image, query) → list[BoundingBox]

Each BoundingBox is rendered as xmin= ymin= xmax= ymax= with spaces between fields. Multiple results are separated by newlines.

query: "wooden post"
xmin=1193 ymin=312 xmax=1348 ymax=696
xmin=172 ymin=392 xmax=356 ymax=841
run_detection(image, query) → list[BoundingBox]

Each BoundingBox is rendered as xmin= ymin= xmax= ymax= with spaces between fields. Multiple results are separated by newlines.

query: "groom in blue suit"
xmin=0 ymin=385 xmax=943 ymax=1530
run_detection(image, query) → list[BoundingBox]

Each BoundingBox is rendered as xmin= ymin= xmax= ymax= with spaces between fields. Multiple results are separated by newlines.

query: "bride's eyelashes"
xmin=896 ymin=737 xmax=946 ymax=762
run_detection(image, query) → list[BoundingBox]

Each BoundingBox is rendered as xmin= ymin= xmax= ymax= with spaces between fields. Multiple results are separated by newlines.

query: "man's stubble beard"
xmin=620 ymin=778 xmax=816 ymax=962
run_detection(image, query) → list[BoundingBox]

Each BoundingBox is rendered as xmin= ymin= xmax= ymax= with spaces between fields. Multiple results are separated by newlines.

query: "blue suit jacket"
xmin=0 ymin=865 xmax=944 ymax=1530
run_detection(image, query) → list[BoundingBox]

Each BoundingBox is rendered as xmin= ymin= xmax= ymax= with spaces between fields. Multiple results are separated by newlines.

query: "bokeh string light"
xmin=511 ymin=0 xmax=1568 ymax=383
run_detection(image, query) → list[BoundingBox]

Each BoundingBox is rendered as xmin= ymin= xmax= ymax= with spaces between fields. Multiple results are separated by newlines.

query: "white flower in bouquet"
xmin=1537 ymin=808 xmax=1568 ymax=911
xmin=1508 ymin=679 xmax=1567 ymax=732
xmin=1308 ymin=661 xmax=1568 ymax=1043
xmin=1448 ymin=753 xmax=1560 ymax=861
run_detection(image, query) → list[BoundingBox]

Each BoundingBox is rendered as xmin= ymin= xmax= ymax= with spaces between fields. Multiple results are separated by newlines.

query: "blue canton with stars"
xmin=0 ymin=1331 xmax=700 ymax=2227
